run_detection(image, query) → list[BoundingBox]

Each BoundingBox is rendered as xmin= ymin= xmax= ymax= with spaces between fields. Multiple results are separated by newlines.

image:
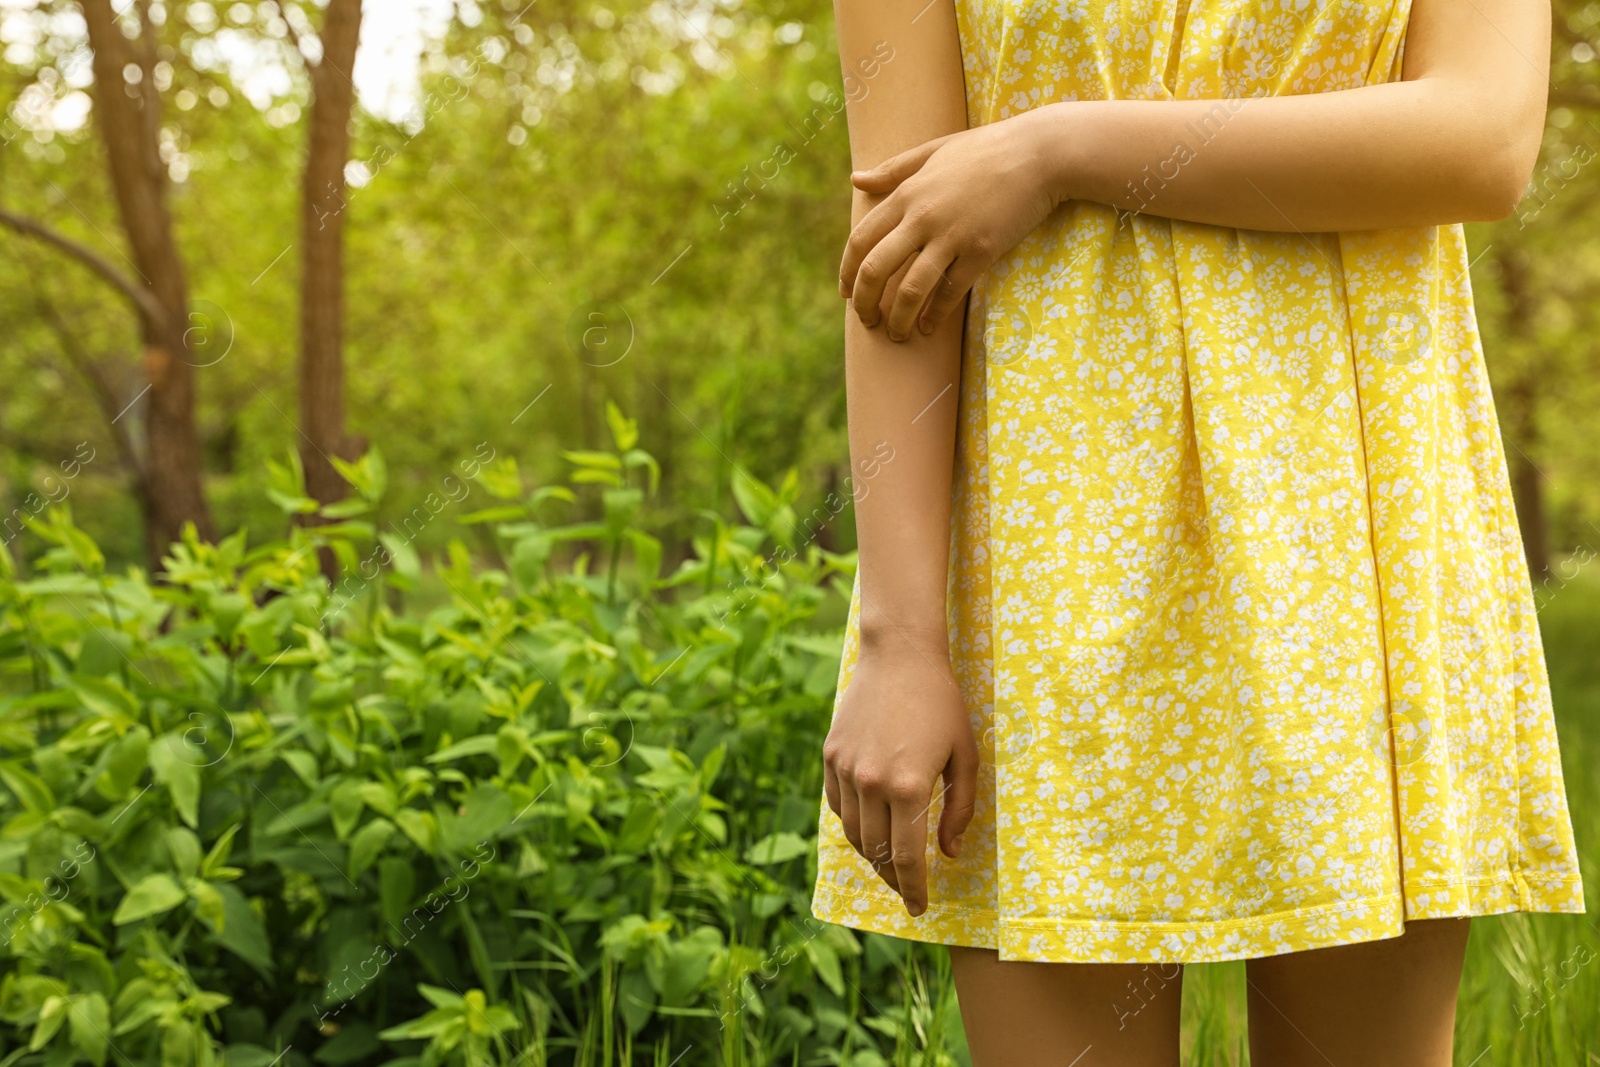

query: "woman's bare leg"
xmin=1245 ymin=916 xmax=1471 ymax=1067
xmin=949 ymin=946 xmax=1184 ymax=1067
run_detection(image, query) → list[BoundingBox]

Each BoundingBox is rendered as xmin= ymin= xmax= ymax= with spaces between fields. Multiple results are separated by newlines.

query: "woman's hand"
xmin=839 ymin=109 xmax=1061 ymax=342
xmin=822 ymin=629 xmax=979 ymax=917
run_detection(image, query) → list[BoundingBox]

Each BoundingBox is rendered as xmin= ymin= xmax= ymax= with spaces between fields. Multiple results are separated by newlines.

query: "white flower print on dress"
xmin=812 ymin=0 xmax=1585 ymax=963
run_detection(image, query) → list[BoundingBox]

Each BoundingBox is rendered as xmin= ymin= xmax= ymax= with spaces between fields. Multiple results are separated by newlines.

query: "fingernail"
xmin=952 ymin=834 xmax=964 ymax=856
xmin=888 ymin=330 xmax=905 ymax=343
xmin=908 ymin=902 xmax=925 ymax=917
xmin=919 ymin=316 xmax=932 ymax=335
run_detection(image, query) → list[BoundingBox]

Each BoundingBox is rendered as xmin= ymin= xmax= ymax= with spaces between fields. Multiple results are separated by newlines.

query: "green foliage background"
xmin=1 ymin=0 xmax=1599 ymax=1063
xmin=1 ymin=0 xmax=857 ymax=567
xmin=0 ymin=415 xmax=980 ymax=1065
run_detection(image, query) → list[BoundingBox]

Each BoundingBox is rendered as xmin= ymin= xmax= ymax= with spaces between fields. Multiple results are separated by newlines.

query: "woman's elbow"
xmin=1429 ymin=138 xmax=1530 ymax=223
xmin=1462 ymin=102 xmax=1547 ymax=222
xmin=1468 ymin=166 xmax=1532 ymax=223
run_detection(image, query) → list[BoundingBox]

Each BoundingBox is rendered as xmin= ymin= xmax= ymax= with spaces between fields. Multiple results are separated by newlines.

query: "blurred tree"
xmin=2 ymin=0 xmax=215 ymax=560
xmin=277 ymin=0 xmax=365 ymax=519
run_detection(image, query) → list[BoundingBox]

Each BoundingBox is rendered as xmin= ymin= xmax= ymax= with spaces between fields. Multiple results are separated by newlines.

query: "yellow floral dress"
xmin=811 ymin=0 xmax=1587 ymax=963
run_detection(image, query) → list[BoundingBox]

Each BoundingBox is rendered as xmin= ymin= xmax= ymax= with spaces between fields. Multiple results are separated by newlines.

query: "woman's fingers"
xmin=890 ymin=781 xmax=933 ymax=916
xmin=838 ymin=773 xmax=864 ymax=858
xmin=937 ymin=734 xmax=979 ymax=859
xmin=839 ymin=197 xmax=904 ymax=304
xmin=823 ymin=758 xmax=842 ymax=823
xmin=857 ymin=788 xmax=899 ymax=894
xmin=850 ymin=220 xmax=921 ymax=329
xmin=850 ymin=135 xmax=950 ymax=193
xmin=919 ymin=254 xmax=987 ymax=335
xmin=884 ymin=244 xmax=956 ymax=342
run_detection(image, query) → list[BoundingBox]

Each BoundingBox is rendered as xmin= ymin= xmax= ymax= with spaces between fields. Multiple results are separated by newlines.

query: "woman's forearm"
xmin=844 ymin=251 xmax=964 ymax=654
xmin=1033 ymin=0 xmax=1549 ymax=233
xmin=1033 ymin=78 xmax=1538 ymax=232
xmin=834 ymin=0 xmax=968 ymax=653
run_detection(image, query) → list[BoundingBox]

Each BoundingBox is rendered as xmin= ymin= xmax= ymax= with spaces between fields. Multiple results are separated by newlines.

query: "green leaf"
xmin=348 ymin=819 xmax=395 ymax=880
xmin=149 ymin=734 xmax=202 ymax=828
xmin=0 ymin=761 xmax=56 ymax=813
xmin=329 ymin=450 xmax=386 ymax=502
xmin=558 ymin=450 xmax=622 ymax=471
xmin=730 ymin=471 xmax=777 ymax=528
xmin=629 ymin=531 xmax=662 ymax=590
xmin=426 ymin=736 xmax=499 ymax=763
xmin=473 ymin=456 xmax=524 ymax=501
xmin=73 ymin=632 xmax=132 ymax=678
xmin=605 ymin=401 xmax=639 ymax=451
xmin=68 ymin=993 xmax=110 ymax=1067
xmin=209 ymin=591 xmax=250 ymax=642
xmin=806 ymin=937 xmax=846 ymax=998
xmin=356 ymin=781 xmax=397 ymax=817
xmin=319 ymin=497 xmax=372 ymax=520
xmin=511 ymin=534 xmax=551 ymax=589
xmin=377 ymin=1006 xmax=460 ymax=1043
xmin=744 ymin=831 xmax=811 ymax=866
xmin=440 ymin=785 xmax=514 ymax=853
xmin=418 ymin=984 xmax=464 ymax=1011
xmin=200 ymin=883 xmax=273 ymax=976
xmin=113 ymin=874 xmax=187 ymax=925
xmin=30 ymin=994 xmax=69 ymax=1051
xmin=618 ymin=969 xmax=655 ymax=1035
xmin=646 ymin=927 xmax=722 ymax=1005
xmin=200 ymin=825 xmax=242 ymax=880
xmin=279 ymin=750 xmax=319 ymax=787
xmin=330 ymin=780 xmax=365 ymax=840
xmin=380 ymin=533 xmax=421 ymax=584
xmin=458 ymin=506 xmax=529 ymax=525
xmin=219 ymin=1045 xmax=281 ymax=1067
xmin=390 ymin=812 xmax=435 ymax=857
xmin=265 ymin=489 xmax=320 ymax=515
xmin=602 ymin=487 xmax=643 ymax=538
xmin=167 ymin=827 xmax=202 ymax=879
xmin=308 ymin=520 xmax=375 ymax=542
xmin=378 ymin=857 xmax=415 ymax=931
xmin=311 ymin=1021 xmax=382 ymax=1065
xmin=190 ymin=879 xmax=226 ymax=930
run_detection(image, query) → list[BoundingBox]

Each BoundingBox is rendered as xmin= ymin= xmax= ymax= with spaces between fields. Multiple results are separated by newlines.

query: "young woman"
xmin=811 ymin=0 xmax=1587 ymax=1061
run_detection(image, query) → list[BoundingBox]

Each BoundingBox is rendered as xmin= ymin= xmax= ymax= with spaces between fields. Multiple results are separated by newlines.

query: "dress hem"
xmin=809 ymin=873 xmax=1586 ymax=965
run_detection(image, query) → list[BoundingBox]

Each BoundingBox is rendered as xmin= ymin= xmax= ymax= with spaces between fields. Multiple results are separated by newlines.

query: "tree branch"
xmin=31 ymin=288 xmax=146 ymax=483
xmin=0 ymin=207 xmax=168 ymax=330
xmin=133 ymin=0 xmax=159 ymax=70
xmin=269 ymin=0 xmax=313 ymax=68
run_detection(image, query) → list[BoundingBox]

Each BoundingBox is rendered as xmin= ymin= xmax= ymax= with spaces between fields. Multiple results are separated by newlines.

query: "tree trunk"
xmin=297 ymin=0 xmax=365 ymax=520
xmin=1495 ymin=245 xmax=1550 ymax=581
xmin=80 ymin=0 xmax=213 ymax=561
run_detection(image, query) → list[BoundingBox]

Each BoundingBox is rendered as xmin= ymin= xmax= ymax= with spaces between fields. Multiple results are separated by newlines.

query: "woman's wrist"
xmin=859 ymin=612 xmax=950 ymax=661
xmin=1018 ymin=99 xmax=1099 ymax=210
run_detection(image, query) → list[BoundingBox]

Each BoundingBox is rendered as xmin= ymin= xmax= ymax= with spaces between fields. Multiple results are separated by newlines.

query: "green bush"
xmin=0 ymin=404 xmax=964 ymax=1067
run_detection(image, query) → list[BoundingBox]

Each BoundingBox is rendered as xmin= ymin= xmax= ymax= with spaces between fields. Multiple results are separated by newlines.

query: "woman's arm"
xmin=840 ymin=0 xmax=1550 ymax=339
xmin=1040 ymin=0 xmax=1549 ymax=231
xmin=820 ymin=0 xmax=979 ymax=917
